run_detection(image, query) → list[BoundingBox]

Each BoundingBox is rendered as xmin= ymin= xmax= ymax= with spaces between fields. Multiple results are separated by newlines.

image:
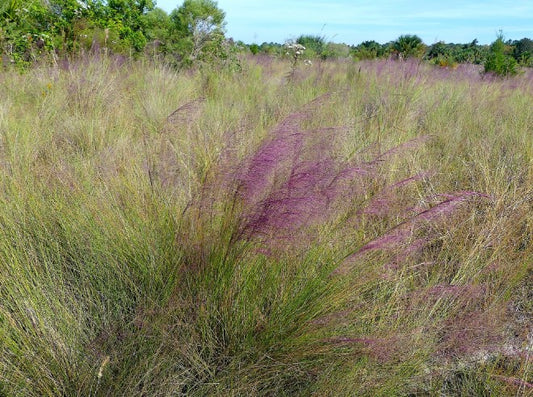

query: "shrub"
xmin=484 ymin=33 xmax=519 ymax=77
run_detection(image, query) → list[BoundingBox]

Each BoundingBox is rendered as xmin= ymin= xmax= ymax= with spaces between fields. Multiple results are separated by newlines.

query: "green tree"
xmin=103 ymin=0 xmax=155 ymax=51
xmin=352 ymin=40 xmax=387 ymax=60
xmin=426 ymin=41 xmax=450 ymax=60
xmin=45 ymin=0 xmax=93 ymax=52
xmin=0 ymin=0 xmax=173 ymax=64
xmin=322 ymin=42 xmax=350 ymax=59
xmin=248 ymin=43 xmax=259 ymax=55
xmin=393 ymin=34 xmax=425 ymax=59
xmin=453 ymin=39 xmax=486 ymax=64
xmin=170 ymin=0 xmax=226 ymax=64
xmin=256 ymin=42 xmax=283 ymax=56
xmin=106 ymin=0 xmax=154 ymax=26
xmin=0 ymin=0 xmax=56 ymax=66
xmin=296 ymin=34 xmax=325 ymax=58
xmin=142 ymin=7 xmax=171 ymax=42
xmin=484 ymin=33 xmax=518 ymax=77
xmin=512 ymin=38 xmax=533 ymax=66
xmin=425 ymin=41 xmax=459 ymax=67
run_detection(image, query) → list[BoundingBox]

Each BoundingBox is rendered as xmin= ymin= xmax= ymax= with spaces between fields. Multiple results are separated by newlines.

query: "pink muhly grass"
xmin=177 ymin=95 xmax=354 ymax=259
xmin=365 ymin=135 xmax=431 ymax=166
xmin=155 ymin=98 xmax=206 ymax=188
xmin=381 ymin=237 xmax=428 ymax=273
xmin=401 ymin=283 xmax=487 ymax=314
xmin=362 ymin=172 xmax=432 ymax=217
xmin=335 ymin=191 xmax=490 ymax=274
xmin=270 ymin=93 xmax=333 ymax=138
xmin=234 ymin=94 xmax=370 ymax=243
xmin=164 ymin=97 xmax=205 ymax=127
xmin=237 ymin=132 xmax=304 ymax=205
xmin=415 ymin=191 xmax=490 ymax=221
xmin=235 ymin=115 xmax=438 ymax=248
xmin=435 ymin=303 xmax=507 ymax=360
xmin=491 ymin=375 xmax=533 ymax=389
xmin=239 ymin=151 xmax=351 ymax=240
xmin=233 ymin=93 xmax=489 ymax=262
xmin=232 ymin=94 xmax=455 ymax=250
xmin=236 ymin=94 xmax=338 ymax=204
xmin=324 ymin=335 xmax=410 ymax=363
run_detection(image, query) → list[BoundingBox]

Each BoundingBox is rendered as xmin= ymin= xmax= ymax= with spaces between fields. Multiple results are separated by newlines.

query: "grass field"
xmin=0 ymin=56 xmax=532 ymax=396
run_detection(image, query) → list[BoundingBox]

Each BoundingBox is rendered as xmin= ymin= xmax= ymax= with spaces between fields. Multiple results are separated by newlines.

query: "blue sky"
xmin=155 ymin=0 xmax=533 ymax=45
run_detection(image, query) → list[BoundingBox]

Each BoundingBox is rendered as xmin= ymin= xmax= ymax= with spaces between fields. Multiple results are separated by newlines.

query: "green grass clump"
xmin=0 ymin=56 xmax=532 ymax=395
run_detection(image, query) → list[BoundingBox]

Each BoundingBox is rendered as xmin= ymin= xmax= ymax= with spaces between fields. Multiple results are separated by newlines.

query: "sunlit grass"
xmin=0 ymin=56 xmax=531 ymax=395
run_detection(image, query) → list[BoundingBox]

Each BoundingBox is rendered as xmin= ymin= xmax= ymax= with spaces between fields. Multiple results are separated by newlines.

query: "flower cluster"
xmin=284 ymin=41 xmax=307 ymax=79
xmin=284 ymin=42 xmax=306 ymax=56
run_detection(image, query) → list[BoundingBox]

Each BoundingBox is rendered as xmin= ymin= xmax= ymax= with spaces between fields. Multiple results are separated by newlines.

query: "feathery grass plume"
xmin=233 ymin=94 xmax=343 ymax=232
xmin=336 ymin=190 xmax=491 ymax=274
xmin=154 ymin=98 xmax=206 ymax=189
xmin=164 ymin=97 xmax=206 ymax=128
xmin=366 ymin=134 xmax=432 ymax=164
xmin=237 ymin=132 xmax=305 ymax=205
xmin=235 ymin=130 xmax=375 ymax=248
xmin=436 ymin=306 xmax=507 ymax=359
xmin=362 ymin=171 xmax=432 ymax=217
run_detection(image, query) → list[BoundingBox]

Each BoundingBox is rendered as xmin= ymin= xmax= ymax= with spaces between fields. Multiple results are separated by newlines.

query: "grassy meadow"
xmin=0 ymin=56 xmax=532 ymax=396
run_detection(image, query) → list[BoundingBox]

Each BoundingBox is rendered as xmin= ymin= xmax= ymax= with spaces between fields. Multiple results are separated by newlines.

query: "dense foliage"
xmin=253 ymin=33 xmax=531 ymax=77
xmin=1 ymin=0 xmax=532 ymax=74
xmin=0 ymin=0 xmax=233 ymax=68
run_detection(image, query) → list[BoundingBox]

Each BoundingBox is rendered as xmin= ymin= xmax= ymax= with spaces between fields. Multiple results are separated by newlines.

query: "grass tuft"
xmin=0 ymin=56 xmax=531 ymax=395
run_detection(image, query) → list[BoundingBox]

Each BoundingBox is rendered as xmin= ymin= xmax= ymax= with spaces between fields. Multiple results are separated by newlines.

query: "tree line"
xmin=264 ymin=33 xmax=532 ymax=76
xmin=1 ymin=0 xmax=532 ymax=76
xmin=0 ymin=0 xmax=230 ymax=68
